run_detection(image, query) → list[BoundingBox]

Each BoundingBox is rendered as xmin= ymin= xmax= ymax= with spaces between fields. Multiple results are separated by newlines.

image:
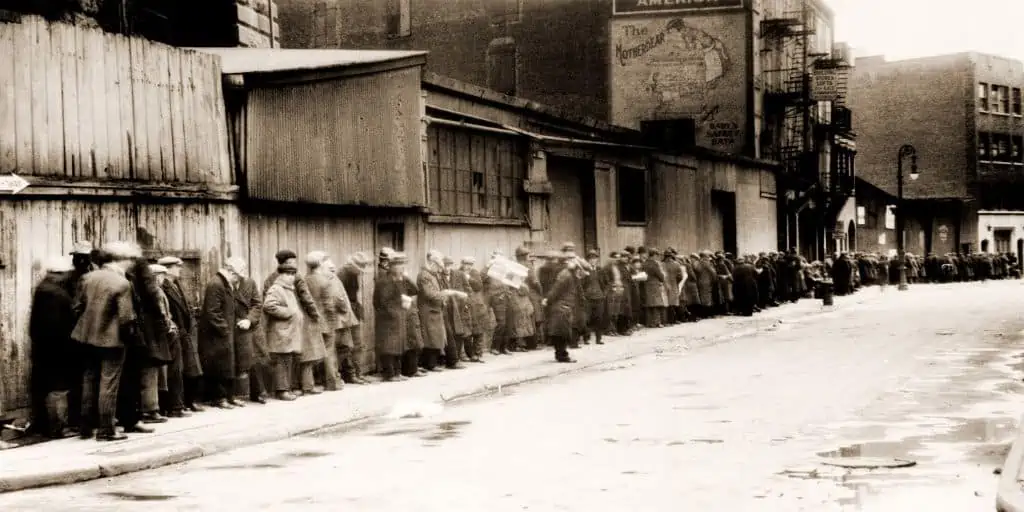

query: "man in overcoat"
xmin=305 ymin=251 xmax=344 ymax=392
xmin=581 ymin=250 xmax=608 ymax=345
xmin=662 ymin=249 xmax=683 ymax=324
xmin=603 ymin=251 xmax=626 ymax=336
xmin=234 ymin=268 xmax=264 ymax=402
xmin=338 ymin=252 xmax=372 ymax=384
xmin=642 ymin=248 xmax=668 ymax=327
xmin=29 ymin=256 xmax=77 ymax=438
xmin=544 ymin=255 xmax=582 ymax=364
xmin=731 ymin=256 xmax=760 ymax=316
xmin=418 ymin=251 xmax=452 ymax=371
xmin=507 ymin=246 xmax=537 ymax=352
xmin=158 ymin=256 xmax=203 ymax=415
xmin=198 ymin=258 xmax=242 ymax=409
xmin=72 ymin=241 xmax=143 ymax=441
xmin=373 ymin=252 xmax=410 ymax=381
xmin=441 ymin=256 xmax=471 ymax=367
xmin=484 ymin=251 xmax=511 ymax=355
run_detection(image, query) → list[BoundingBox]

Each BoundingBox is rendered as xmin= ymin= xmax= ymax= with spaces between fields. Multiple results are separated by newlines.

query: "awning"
xmin=423 ymin=116 xmax=653 ymax=151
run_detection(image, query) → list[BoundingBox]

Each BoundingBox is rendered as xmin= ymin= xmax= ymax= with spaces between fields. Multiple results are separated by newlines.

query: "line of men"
xmin=369 ymin=243 xmax=820 ymax=371
xmin=824 ymin=251 xmax=1020 ymax=295
xmin=28 ymin=242 xmax=379 ymax=441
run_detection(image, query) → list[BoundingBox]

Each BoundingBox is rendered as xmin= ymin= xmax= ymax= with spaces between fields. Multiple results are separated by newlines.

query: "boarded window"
xmin=617 ymin=167 xmax=648 ymax=225
xmin=487 ymin=39 xmax=518 ymax=96
xmin=377 ymin=222 xmax=405 ymax=253
xmin=386 ymin=0 xmax=411 ymax=38
xmin=427 ymin=125 xmax=526 ymax=220
xmin=759 ymin=168 xmax=776 ymax=199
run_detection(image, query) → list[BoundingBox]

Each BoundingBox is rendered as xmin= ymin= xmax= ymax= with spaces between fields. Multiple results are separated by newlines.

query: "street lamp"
xmin=896 ymin=144 xmax=919 ymax=291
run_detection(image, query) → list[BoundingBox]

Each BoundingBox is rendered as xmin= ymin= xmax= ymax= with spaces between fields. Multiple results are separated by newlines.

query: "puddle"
xmin=818 ymin=439 xmax=925 ymax=461
xmin=287 ymin=450 xmax=331 ymax=458
xmin=817 ymin=417 xmax=1017 ymax=464
xmin=420 ymin=420 xmax=472 ymax=442
xmin=373 ymin=427 xmax=433 ymax=437
xmin=102 ymin=492 xmax=176 ymax=501
xmin=666 ymin=441 xmax=686 ymax=446
xmin=205 ymin=462 xmax=286 ymax=471
xmin=690 ymin=438 xmax=724 ymax=444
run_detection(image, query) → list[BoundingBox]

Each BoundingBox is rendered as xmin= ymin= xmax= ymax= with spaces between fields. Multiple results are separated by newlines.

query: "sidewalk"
xmin=0 ymin=288 xmax=882 ymax=493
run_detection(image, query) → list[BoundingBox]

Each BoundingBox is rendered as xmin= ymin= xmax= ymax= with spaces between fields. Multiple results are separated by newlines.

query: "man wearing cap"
xmin=73 ymin=241 xmax=143 ymax=441
xmin=602 ymin=251 xmax=624 ymax=336
xmin=441 ymin=256 xmax=471 ymax=368
xmin=198 ymin=257 xmax=243 ymax=409
xmin=158 ymin=256 xmax=203 ymax=414
xmin=642 ymin=248 xmax=668 ymax=328
xmin=373 ymin=252 xmax=410 ymax=381
xmin=581 ymin=250 xmax=608 ymax=345
xmin=507 ymin=246 xmax=537 ymax=352
xmin=461 ymin=257 xmax=489 ymax=362
xmin=418 ymin=251 xmax=455 ymax=371
xmin=28 ymin=256 xmax=77 ymax=438
xmin=233 ymin=261 xmax=265 ymax=403
xmin=338 ymin=252 xmax=372 ymax=384
xmin=305 ymin=251 xmax=344 ymax=392
xmin=484 ymin=252 xmax=511 ymax=356
xmin=663 ymin=249 xmax=683 ymax=325
xmin=543 ymin=254 xmax=582 ymax=363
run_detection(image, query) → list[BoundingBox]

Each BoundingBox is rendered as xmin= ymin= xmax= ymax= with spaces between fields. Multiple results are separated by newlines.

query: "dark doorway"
xmin=377 ymin=222 xmax=405 ymax=254
xmin=1017 ymin=239 xmax=1023 ymax=272
xmin=711 ymin=190 xmax=738 ymax=255
xmin=580 ymin=165 xmax=598 ymax=253
xmin=847 ymin=220 xmax=856 ymax=252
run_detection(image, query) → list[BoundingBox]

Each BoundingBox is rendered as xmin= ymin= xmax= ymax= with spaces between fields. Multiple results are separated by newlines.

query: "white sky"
xmin=828 ymin=0 xmax=1024 ymax=62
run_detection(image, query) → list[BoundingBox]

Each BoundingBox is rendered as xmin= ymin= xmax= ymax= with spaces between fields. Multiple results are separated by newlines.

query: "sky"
xmin=827 ymin=0 xmax=1024 ymax=62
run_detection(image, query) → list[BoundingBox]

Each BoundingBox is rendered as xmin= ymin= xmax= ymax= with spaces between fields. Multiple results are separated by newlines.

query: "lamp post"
xmin=896 ymin=144 xmax=919 ymax=291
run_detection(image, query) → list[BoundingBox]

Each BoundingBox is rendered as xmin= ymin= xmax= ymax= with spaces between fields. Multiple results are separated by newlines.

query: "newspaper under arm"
xmin=486 ymin=256 xmax=529 ymax=289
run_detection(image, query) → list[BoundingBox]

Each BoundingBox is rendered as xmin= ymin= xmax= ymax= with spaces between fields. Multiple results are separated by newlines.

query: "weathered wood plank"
xmin=28 ymin=17 xmax=51 ymax=175
xmin=75 ymin=22 xmax=94 ymax=177
xmin=12 ymin=18 xmax=34 ymax=175
xmin=88 ymin=27 xmax=108 ymax=179
xmin=128 ymin=37 xmax=148 ymax=180
xmin=180 ymin=51 xmax=199 ymax=182
xmin=193 ymin=53 xmax=213 ymax=181
xmin=142 ymin=39 xmax=161 ymax=179
xmin=116 ymin=34 xmax=133 ymax=179
xmin=0 ymin=22 xmax=17 ymax=172
xmin=103 ymin=32 xmax=124 ymax=179
xmin=155 ymin=45 xmax=173 ymax=180
xmin=166 ymin=49 xmax=186 ymax=182
xmin=209 ymin=53 xmax=232 ymax=185
xmin=57 ymin=23 xmax=79 ymax=177
xmin=43 ymin=21 xmax=65 ymax=177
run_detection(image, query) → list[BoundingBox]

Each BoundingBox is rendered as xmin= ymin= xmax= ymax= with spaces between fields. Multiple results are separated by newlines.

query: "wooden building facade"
xmin=0 ymin=16 xmax=238 ymax=418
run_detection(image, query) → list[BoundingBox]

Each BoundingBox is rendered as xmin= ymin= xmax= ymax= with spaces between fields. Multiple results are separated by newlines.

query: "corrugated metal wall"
xmin=0 ymin=200 xmax=243 ymax=416
xmin=244 ymin=66 xmax=426 ymax=207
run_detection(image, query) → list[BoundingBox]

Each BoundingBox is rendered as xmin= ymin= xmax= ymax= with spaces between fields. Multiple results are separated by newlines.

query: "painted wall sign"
xmin=613 ymin=0 xmax=745 ymax=15
xmin=609 ymin=15 xmax=748 ymax=154
xmin=811 ymin=67 xmax=843 ymax=101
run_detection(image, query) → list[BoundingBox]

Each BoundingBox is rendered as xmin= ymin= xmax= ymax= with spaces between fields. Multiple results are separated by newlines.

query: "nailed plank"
xmin=57 ymin=23 xmax=79 ymax=177
xmin=179 ymin=51 xmax=197 ymax=182
xmin=128 ymin=37 xmax=149 ymax=180
xmin=103 ymin=32 xmax=124 ymax=179
xmin=28 ymin=17 xmax=50 ymax=175
xmin=12 ymin=19 xmax=33 ymax=175
xmin=88 ymin=27 xmax=108 ymax=179
xmin=195 ymin=53 xmax=213 ymax=182
xmin=143 ymin=40 xmax=161 ymax=179
xmin=155 ymin=45 xmax=173 ymax=180
xmin=210 ymin=53 xmax=232 ymax=185
xmin=166 ymin=48 xmax=186 ymax=182
xmin=116 ymin=35 xmax=133 ymax=179
xmin=43 ymin=20 xmax=65 ymax=177
xmin=76 ymin=22 xmax=95 ymax=178
xmin=0 ymin=22 xmax=16 ymax=173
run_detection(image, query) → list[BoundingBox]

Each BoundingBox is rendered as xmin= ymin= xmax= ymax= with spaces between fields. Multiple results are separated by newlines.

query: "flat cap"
xmin=349 ymin=252 xmax=372 ymax=267
xmin=586 ymin=249 xmax=600 ymax=259
xmin=560 ymin=242 xmax=576 ymax=253
xmin=104 ymin=241 xmax=142 ymax=260
xmin=71 ymin=241 xmax=94 ymax=255
xmin=515 ymin=246 xmax=532 ymax=257
xmin=461 ymin=256 xmax=477 ymax=265
xmin=148 ymin=264 xmax=168 ymax=274
xmin=306 ymin=250 xmax=328 ymax=267
xmin=624 ymin=246 xmax=636 ymax=254
xmin=609 ymin=251 xmax=621 ymax=258
xmin=157 ymin=256 xmax=183 ymax=267
xmin=442 ymin=256 xmax=455 ymax=265
xmin=389 ymin=252 xmax=409 ymax=264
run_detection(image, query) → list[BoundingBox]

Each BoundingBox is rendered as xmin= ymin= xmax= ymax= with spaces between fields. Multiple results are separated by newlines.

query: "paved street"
xmin=1 ymin=280 xmax=1023 ymax=511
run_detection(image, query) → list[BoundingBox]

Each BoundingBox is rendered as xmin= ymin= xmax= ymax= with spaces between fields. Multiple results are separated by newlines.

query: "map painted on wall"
xmin=609 ymin=14 xmax=748 ymax=154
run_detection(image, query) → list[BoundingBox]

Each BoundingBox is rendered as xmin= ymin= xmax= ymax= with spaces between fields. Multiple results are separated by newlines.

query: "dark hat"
xmin=560 ymin=242 xmax=576 ymax=253
xmin=609 ymin=251 xmax=620 ymax=258
xmin=277 ymin=261 xmax=299 ymax=274
xmin=389 ymin=252 xmax=409 ymax=265
xmin=637 ymin=246 xmax=648 ymax=254
xmin=624 ymin=246 xmax=636 ymax=254
xmin=629 ymin=256 xmax=641 ymax=263
xmin=71 ymin=241 xmax=94 ymax=255
xmin=666 ymin=247 xmax=677 ymax=255
xmin=442 ymin=256 xmax=455 ymax=265
xmin=275 ymin=249 xmax=298 ymax=265
xmin=585 ymin=249 xmax=600 ymax=259
xmin=515 ymin=246 xmax=532 ymax=258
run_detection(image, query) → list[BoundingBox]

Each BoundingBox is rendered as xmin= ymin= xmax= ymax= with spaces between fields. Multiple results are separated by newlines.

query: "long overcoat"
xmin=234 ymin=277 xmax=263 ymax=368
xmin=682 ymin=261 xmax=701 ymax=306
xmin=162 ymin=277 xmax=202 ymax=377
xmin=663 ymin=258 xmax=683 ymax=307
xmin=29 ymin=273 xmax=77 ymax=392
xmin=263 ymin=278 xmax=303 ymax=354
xmin=466 ymin=269 xmax=495 ymax=336
xmin=403 ymin=275 xmax=423 ymax=351
xmin=526 ymin=267 xmax=544 ymax=326
xmin=129 ymin=265 xmax=173 ymax=367
xmin=417 ymin=268 xmax=448 ymax=351
xmin=545 ymin=268 xmax=580 ymax=339
xmin=483 ymin=271 xmax=510 ymax=338
xmin=694 ymin=259 xmax=717 ymax=306
xmin=197 ymin=272 xmax=237 ymax=379
xmin=602 ymin=262 xmax=626 ymax=318
xmin=713 ymin=259 xmax=735 ymax=303
xmin=506 ymin=266 xmax=536 ymax=339
xmin=643 ymin=258 xmax=668 ymax=307
xmin=731 ymin=262 xmax=759 ymax=311
xmin=372 ymin=274 xmax=408 ymax=357
xmin=444 ymin=270 xmax=473 ymax=338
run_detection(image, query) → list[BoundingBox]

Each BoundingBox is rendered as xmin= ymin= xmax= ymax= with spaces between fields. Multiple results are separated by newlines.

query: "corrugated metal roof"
xmin=190 ymin=48 xmax=427 ymax=75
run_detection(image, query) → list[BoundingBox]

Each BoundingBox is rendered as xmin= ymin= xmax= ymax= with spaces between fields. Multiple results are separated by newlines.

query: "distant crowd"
xmin=23 ymin=240 xmax=1017 ymax=443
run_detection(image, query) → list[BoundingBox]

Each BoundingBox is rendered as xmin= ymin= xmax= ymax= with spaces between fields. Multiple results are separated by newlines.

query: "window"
xmin=884 ymin=205 xmax=896 ymax=230
xmin=1001 ymin=86 xmax=1011 ymax=113
xmin=979 ymin=132 xmax=990 ymax=160
xmin=427 ymin=125 xmax=526 ymax=220
xmin=486 ymin=38 xmax=518 ymax=96
xmin=617 ymin=167 xmax=649 ymax=225
xmin=1014 ymin=88 xmax=1022 ymax=115
xmin=487 ymin=0 xmax=523 ymax=25
xmin=856 ymin=206 xmax=866 ymax=226
xmin=997 ymin=134 xmax=1010 ymax=161
xmin=1014 ymin=136 xmax=1022 ymax=160
xmin=978 ymin=83 xmax=989 ymax=111
xmin=386 ymin=0 xmax=411 ymax=38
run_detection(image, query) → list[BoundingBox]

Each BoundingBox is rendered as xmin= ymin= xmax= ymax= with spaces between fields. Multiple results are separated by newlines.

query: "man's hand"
xmin=236 ymin=319 xmax=252 ymax=330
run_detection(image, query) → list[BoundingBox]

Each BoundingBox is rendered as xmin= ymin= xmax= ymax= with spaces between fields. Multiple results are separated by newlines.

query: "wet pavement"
xmin=0 ymin=280 xmax=1022 ymax=511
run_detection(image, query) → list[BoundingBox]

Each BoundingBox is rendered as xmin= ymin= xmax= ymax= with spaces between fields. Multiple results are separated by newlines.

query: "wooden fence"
xmin=0 ymin=15 xmax=232 ymax=185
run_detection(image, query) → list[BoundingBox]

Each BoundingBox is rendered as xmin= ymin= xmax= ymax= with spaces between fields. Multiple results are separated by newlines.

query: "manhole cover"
xmin=819 ymin=457 xmax=916 ymax=469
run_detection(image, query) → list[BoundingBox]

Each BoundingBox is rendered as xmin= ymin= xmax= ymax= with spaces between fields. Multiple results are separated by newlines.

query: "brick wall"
xmin=847 ymin=54 xmax=972 ymax=200
xmin=275 ymin=0 xmax=612 ymax=120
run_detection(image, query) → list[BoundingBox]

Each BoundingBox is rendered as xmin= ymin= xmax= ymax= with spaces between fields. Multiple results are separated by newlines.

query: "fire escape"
xmin=761 ymin=3 xmax=855 ymax=256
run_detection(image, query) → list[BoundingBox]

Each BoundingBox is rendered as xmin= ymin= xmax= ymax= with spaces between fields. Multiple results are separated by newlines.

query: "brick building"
xmin=272 ymin=0 xmax=857 ymax=258
xmin=847 ymin=52 xmax=1024 ymax=255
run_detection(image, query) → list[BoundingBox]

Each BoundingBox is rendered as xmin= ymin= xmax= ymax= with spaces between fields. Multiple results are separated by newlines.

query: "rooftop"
xmin=190 ymin=48 xmax=428 ymax=75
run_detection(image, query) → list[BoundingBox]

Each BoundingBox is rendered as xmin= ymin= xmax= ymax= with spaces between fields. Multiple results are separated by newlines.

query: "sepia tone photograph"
xmin=0 ymin=0 xmax=1022 ymax=510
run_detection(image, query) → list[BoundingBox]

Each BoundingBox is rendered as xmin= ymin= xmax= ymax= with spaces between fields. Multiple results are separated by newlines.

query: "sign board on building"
xmin=613 ymin=0 xmax=744 ymax=16
xmin=0 ymin=174 xmax=29 ymax=194
xmin=938 ymin=225 xmax=949 ymax=242
xmin=811 ymin=67 xmax=843 ymax=101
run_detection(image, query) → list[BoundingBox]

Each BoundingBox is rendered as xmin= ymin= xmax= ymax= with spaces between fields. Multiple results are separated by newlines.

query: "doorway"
xmin=376 ymin=222 xmax=405 ymax=254
xmin=711 ymin=190 xmax=738 ymax=255
xmin=847 ymin=220 xmax=856 ymax=252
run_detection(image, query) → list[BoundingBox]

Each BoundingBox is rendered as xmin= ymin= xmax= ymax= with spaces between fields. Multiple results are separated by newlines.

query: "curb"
xmin=996 ymin=416 xmax=1024 ymax=511
xmin=0 ymin=292 xmax=878 ymax=494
